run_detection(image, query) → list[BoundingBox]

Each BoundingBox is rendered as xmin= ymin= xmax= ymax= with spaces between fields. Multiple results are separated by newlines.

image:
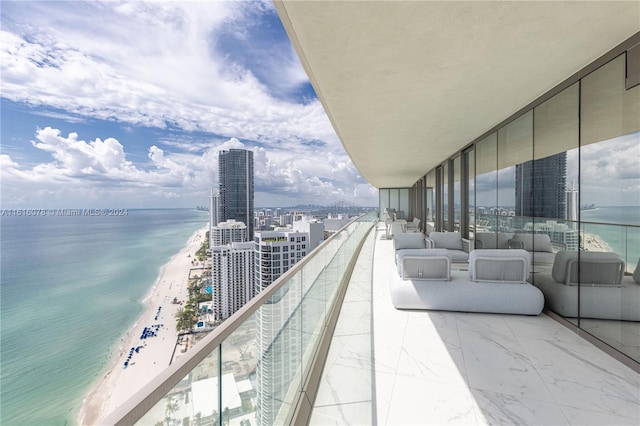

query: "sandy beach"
xmin=78 ymin=226 xmax=208 ymax=425
xmin=583 ymin=232 xmax=613 ymax=252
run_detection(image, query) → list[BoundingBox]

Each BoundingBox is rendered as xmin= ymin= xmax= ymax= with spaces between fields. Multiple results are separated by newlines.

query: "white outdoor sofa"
xmin=533 ymin=251 xmax=640 ymax=321
xmin=390 ymin=247 xmax=544 ymax=315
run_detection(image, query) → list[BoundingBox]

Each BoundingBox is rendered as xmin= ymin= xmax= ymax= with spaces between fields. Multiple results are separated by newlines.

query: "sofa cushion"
xmin=511 ymin=233 xmax=553 ymax=252
xmin=393 ymin=233 xmax=427 ymax=251
xmin=552 ymin=251 xmax=625 ymax=286
xmin=429 ymin=232 xmax=462 ymax=250
xmin=469 ymin=249 xmax=531 ymax=283
xmin=396 ymin=249 xmax=451 ymax=280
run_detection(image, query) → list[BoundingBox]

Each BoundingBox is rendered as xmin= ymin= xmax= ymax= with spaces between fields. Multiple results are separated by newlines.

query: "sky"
xmin=0 ymin=0 xmax=379 ymax=209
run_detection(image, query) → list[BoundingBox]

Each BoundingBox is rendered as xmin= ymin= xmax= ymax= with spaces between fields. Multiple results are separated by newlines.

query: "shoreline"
xmin=582 ymin=231 xmax=613 ymax=252
xmin=77 ymin=225 xmax=208 ymax=425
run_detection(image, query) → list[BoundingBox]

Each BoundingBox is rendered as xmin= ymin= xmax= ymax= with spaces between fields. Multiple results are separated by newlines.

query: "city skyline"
xmin=0 ymin=1 xmax=378 ymax=208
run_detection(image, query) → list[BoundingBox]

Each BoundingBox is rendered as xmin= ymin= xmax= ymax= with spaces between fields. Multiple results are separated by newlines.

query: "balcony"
xmin=310 ymin=222 xmax=639 ymax=425
xmin=103 ymin=217 xmax=639 ymax=425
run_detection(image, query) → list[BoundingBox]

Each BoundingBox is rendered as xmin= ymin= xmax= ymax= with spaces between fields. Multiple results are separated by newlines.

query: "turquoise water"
xmin=580 ymin=206 xmax=640 ymax=270
xmin=0 ymin=209 xmax=207 ymax=425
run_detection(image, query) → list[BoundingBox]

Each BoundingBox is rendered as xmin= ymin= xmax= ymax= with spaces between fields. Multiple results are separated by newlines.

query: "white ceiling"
xmin=275 ymin=1 xmax=640 ymax=188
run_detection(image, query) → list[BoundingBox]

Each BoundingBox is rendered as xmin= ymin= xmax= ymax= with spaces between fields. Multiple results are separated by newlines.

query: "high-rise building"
xmin=219 ymin=149 xmax=254 ymax=241
xmin=515 ymin=152 xmax=567 ymax=220
xmin=209 ymin=190 xmax=219 ymax=251
xmin=211 ymin=219 xmax=247 ymax=246
xmin=211 ymin=242 xmax=255 ymax=321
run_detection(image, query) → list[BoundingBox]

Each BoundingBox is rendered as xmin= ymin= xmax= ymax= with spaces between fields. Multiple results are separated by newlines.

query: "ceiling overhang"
xmin=274 ymin=1 xmax=640 ymax=188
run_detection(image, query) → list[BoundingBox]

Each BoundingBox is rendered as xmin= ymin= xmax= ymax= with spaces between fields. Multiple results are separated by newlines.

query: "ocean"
xmin=0 ymin=209 xmax=207 ymax=425
xmin=580 ymin=206 xmax=640 ymax=269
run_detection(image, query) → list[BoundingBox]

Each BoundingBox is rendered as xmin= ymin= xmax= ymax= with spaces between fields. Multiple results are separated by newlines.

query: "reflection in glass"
xmin=453 ymin=156 xmax=461 ymax=232
xmin=475 ymin=133 xmax=497 ymax=234
xmin=466 ymin=148 xmax=475 ymax=241
xmin=578 ymin=52 xmax=640 ymax=363
xmin=442 ymin=164 xmax=449 ymax=231
xmin=516 ymin=153 xmax=567 ymax=220
xmin=498 ymin=111 xmax=533 ymax=234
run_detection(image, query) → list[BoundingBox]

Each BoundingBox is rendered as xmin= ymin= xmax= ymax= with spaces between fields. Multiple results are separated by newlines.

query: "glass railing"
xmin=102 ymin=211 xmax=378 ymax=426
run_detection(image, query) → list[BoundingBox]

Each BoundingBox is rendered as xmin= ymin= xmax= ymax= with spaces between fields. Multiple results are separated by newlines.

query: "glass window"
xmin=499 ymin=111 xmax=533 ymax=233
xmin=441 ymin=164 xmax=449 ymax=231
xmin=465 ymin=148 xmax=475 ymax=241
xmin=390 ymin=189 xmax=399 ymax=214
xmin=581 ymin=54 xmax=640 ymax=214
xmin=582 ymin=54 xmax=640 ymax=147
xmin=379 ymin=189 xmax=390 ymax=220
xmin=475 ymin=132 xmax=497 ymax=234
xmin=579 ymin=53 xmax=640 ymax=363
xmin=399 ymin=188 xmax=410 ymax=220
xmin=426 ymin=170 xmax=436 ymax=231
xmin=532 ymin=83 xmax=580 ymax=258
xmin=453 ymin=156 xmax=461 ymax=232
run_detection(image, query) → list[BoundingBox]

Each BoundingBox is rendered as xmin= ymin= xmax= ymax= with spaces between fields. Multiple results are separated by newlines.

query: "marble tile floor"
xmin=309 ymin=223 xmax=640 ymax=425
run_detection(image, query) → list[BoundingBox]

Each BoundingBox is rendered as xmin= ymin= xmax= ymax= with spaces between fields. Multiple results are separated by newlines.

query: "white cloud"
xmin=0 ymin=1 xmax=377 ymax=208
xmin=0 ymin=1 xmax=340 ymax=147
xmin=1 ymin=128 xmax=376 ymax=208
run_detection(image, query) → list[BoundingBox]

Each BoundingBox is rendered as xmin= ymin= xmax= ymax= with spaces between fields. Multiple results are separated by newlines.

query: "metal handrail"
xmin=101 ymin=212 xmax=375 ymax=425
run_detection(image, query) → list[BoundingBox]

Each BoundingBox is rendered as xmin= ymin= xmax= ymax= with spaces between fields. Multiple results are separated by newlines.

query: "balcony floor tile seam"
xmin=313 ymin=398 xmax=373 ymax=409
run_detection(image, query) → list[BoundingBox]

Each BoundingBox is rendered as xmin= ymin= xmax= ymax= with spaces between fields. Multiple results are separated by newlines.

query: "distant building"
xmin=211 ymin=242 xmax=255 ymax=321
xmin=254 ymin=229 xmax=309 ymax=293
xmin=219 ymin=149 xmax=254 ymax=241
xmin=292 ymin=218 xmax=325 ymax=251
xmin=279 ymin=214 xmax=293 ymax=226
xmin=515 ymin=152 xmax=567 ymax=220
xmin=209 ymin=190 xmax=219 ymax=251
xmin=209 ymin=189 xmax=219 ymax=228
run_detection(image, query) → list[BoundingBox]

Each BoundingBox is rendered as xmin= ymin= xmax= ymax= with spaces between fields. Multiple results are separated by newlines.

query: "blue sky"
xmin=0 ymin=0 xmax=378 ymax=208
